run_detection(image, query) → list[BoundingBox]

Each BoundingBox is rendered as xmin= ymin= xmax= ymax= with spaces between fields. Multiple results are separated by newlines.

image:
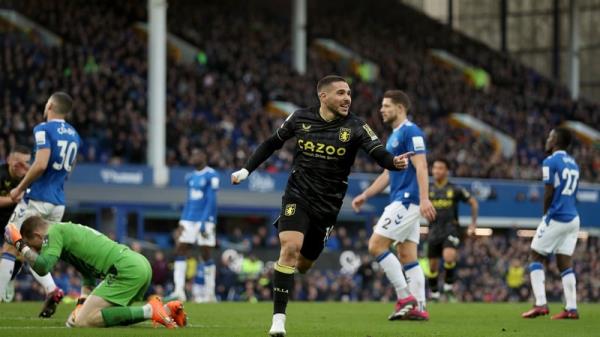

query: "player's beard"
xmin=383 ymin=112 xmax=397 ymax=126
xmin=327 ymin=102 xmax=349 ymax=118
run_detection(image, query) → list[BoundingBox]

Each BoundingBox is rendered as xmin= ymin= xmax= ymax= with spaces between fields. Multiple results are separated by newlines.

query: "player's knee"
xmin=398 ymin=250 xmax=416 ymax=264
xmin=368 ymin=235 xmax=388 ymax=257
xmin=174 ymin=243 xmax=189 ymax=256
xmin=530 ymin=250 xmax=546 ymax=263
xmin=279 ymin=242 xmax=301 ymax=262
xmin=442 ymin=250 xmax=457 ymax=262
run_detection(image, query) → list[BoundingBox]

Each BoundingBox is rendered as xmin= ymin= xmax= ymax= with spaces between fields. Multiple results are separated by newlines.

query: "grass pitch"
xmin=0 ymin=301 xmax=597 ymax=337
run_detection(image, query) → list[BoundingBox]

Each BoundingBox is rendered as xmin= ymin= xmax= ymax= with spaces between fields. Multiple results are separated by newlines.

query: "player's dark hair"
xmin=20 ymin=216 xmax=47 ymax=239
xmin=383 ymin=90 xmax=411 ymax=112
xmin=10 ymin=144 xmax=31 ymax=155
xmin=433 ymin=158 xmax=451 ymax=170
xmin=317 ymin=75 xmax=347 ymax=93
xmin=554 ymin=127 xmax=573 ymax=149
xmin=50 ymin=91 xmax=73 ymax=116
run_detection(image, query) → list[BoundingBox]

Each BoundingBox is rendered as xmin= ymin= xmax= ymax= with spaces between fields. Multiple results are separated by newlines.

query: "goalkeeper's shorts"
xmin=91 ymin=249 xmax=152 ymax=306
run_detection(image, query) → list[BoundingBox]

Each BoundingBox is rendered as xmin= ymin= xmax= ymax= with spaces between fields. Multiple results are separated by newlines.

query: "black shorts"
xmin=427 ymin=229 xmax=461 ymax=258
xmin=275 ymin=197 xmax=337 ymax=261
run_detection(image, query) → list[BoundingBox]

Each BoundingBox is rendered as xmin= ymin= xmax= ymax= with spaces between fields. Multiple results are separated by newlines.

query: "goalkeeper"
xmin=4 ymin=216 xmax=187 ymax=329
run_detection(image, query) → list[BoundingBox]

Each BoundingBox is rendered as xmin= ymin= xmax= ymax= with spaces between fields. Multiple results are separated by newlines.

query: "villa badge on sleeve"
xmin=284 ymin=204 xmax=296 ymax=217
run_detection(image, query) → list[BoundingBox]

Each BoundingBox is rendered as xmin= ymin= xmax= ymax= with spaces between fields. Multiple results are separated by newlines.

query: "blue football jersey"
xmin=180 ymin=167 xmax=219 ymax=223
xmin=542 ymin=150 xmax=579 ymax=223
xmin=27 ymin=119 xmax=81 ymax=205
xmin=386 ymin=120 xmax=426 ymax=205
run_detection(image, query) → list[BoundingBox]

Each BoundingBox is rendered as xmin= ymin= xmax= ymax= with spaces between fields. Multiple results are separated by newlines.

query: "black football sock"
xmin=273 ymin=262 xmax=295 ymax=315
xmin=427 ymin=271 xmax=439 ymax=293
xmin=444 ymin=261 xmax=457 ymax=285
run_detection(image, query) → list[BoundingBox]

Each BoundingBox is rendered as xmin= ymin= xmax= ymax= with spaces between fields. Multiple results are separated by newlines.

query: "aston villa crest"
xmin=339 ymin=128 xmax=351 ymax=142
xmin=284 ymin=204 xmax=296 ymax=216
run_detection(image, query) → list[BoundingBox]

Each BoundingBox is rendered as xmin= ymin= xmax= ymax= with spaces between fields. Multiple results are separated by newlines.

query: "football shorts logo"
xmin=284 ymin=204 xmax=296 ymax=216
xmin=339 ymin=128 xmax=351 ymax=142
xmin=301 ymin=123 xmax=312 ymax=132
xmin=447 ymin=235 xmax=460 ymax=246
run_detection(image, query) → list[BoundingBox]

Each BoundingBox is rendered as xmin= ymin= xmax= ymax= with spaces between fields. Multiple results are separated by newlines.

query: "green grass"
xmin=0 ymin=302 xmax=597 ymax=337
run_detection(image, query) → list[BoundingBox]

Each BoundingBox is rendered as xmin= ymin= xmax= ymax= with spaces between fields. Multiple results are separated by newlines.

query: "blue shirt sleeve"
xmin=542 ymin=157 xmax=554 ymax=185
xmin=210 ymin=172 xmax=220 ymax=191
xmin=404 ymin=125 xmax=426 ymax=155
xmin=33 ymin=124 xmax=51 ymax=150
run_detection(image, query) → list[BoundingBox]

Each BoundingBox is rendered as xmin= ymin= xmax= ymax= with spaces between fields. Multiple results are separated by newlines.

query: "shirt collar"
xmin=393 ymin=119 xmax=409 ymax=132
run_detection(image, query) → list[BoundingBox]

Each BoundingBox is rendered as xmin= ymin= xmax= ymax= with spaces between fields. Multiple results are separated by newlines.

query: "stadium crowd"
xmin=0 ymin=0 xmax=598 ymax=181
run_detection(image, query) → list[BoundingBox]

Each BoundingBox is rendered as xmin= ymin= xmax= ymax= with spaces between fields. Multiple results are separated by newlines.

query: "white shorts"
xmin=8 ymin=199 xmax=65 ymax=229
xmin=373 ymin=202 xmax=421 ymax=244
xmin=178 ymin=220 xmax=216 ymax=247
xmin=531 ymin=216 xmax=580 ymax=256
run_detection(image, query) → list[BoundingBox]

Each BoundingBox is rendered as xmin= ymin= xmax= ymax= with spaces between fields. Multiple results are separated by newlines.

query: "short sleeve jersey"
xmin=542 ymin=150 xmax=579 ymax=223
xmin=27 ymin=120 xmax=81 ymax=205
xmin=386 ymin=120 xmax=426 ymax=205
xmin=428 ymin=181 xmax=471 ymax=240
xmin=180 ymin=167 xmax=219 ymax=223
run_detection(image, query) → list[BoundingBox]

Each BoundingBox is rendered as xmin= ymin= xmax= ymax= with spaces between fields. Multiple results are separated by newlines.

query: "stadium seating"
xmin=0 ymin=0 xmax=597 ymax=181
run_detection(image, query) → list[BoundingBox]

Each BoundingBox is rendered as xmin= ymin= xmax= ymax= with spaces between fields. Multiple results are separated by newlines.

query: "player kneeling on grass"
xmin=4 ymin=216 xmax=187 ymax=328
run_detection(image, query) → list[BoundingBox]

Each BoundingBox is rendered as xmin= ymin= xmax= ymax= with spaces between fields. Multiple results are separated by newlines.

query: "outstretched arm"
xmin=231 ymin=134 xmax=286 ymax=184
xmin=352 ymin=170 xmax=389 ymax=212
xmin=368 ymin=147 xmax=410 ymax=171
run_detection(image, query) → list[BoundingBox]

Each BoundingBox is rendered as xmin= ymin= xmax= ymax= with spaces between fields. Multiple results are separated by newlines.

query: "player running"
xmin=0 ymin=92 xmax=80 ymax=317
xmin=0 ymin=146 xmax=31 ymax=301
xmin=4 ymin=216 xmax=187 ymax=328
xmin=231 ymin=75 xmax=411 ymax=336
xmin=352 ymin=90 xmax=435 ymax=321
xmin=425 ymin=158 xmax=478 ymax=301
xmin=522 ymin=128 xmax=581 ymax=320
xmin=168 ymin=149 xmax=219 ymax=303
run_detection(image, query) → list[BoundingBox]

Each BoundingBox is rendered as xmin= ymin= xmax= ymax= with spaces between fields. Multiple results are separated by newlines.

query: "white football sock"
xmin=376 ymin=252 xmax=410 ymax=299
xmin=204 ymin=261 xmax=216 ymax=300
xmin=561 ymin=269 xmax=577 ymax=310
xmin=192 ymin=262 xmax=205 ymax=301
xmin=529 ymin=264 xmax=547 ymax=306
xmin=404 ymin=261 xmax=426 ymax=310
xmin=0 ymin=254 xmax=16 ymax=299
xmin=173 ymin=258 xmax=187 ymax=294
xmin=142 ymin=303 xmax=152 ymax=319
xmin=30 ymin=268 xmax=57 ymax=294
